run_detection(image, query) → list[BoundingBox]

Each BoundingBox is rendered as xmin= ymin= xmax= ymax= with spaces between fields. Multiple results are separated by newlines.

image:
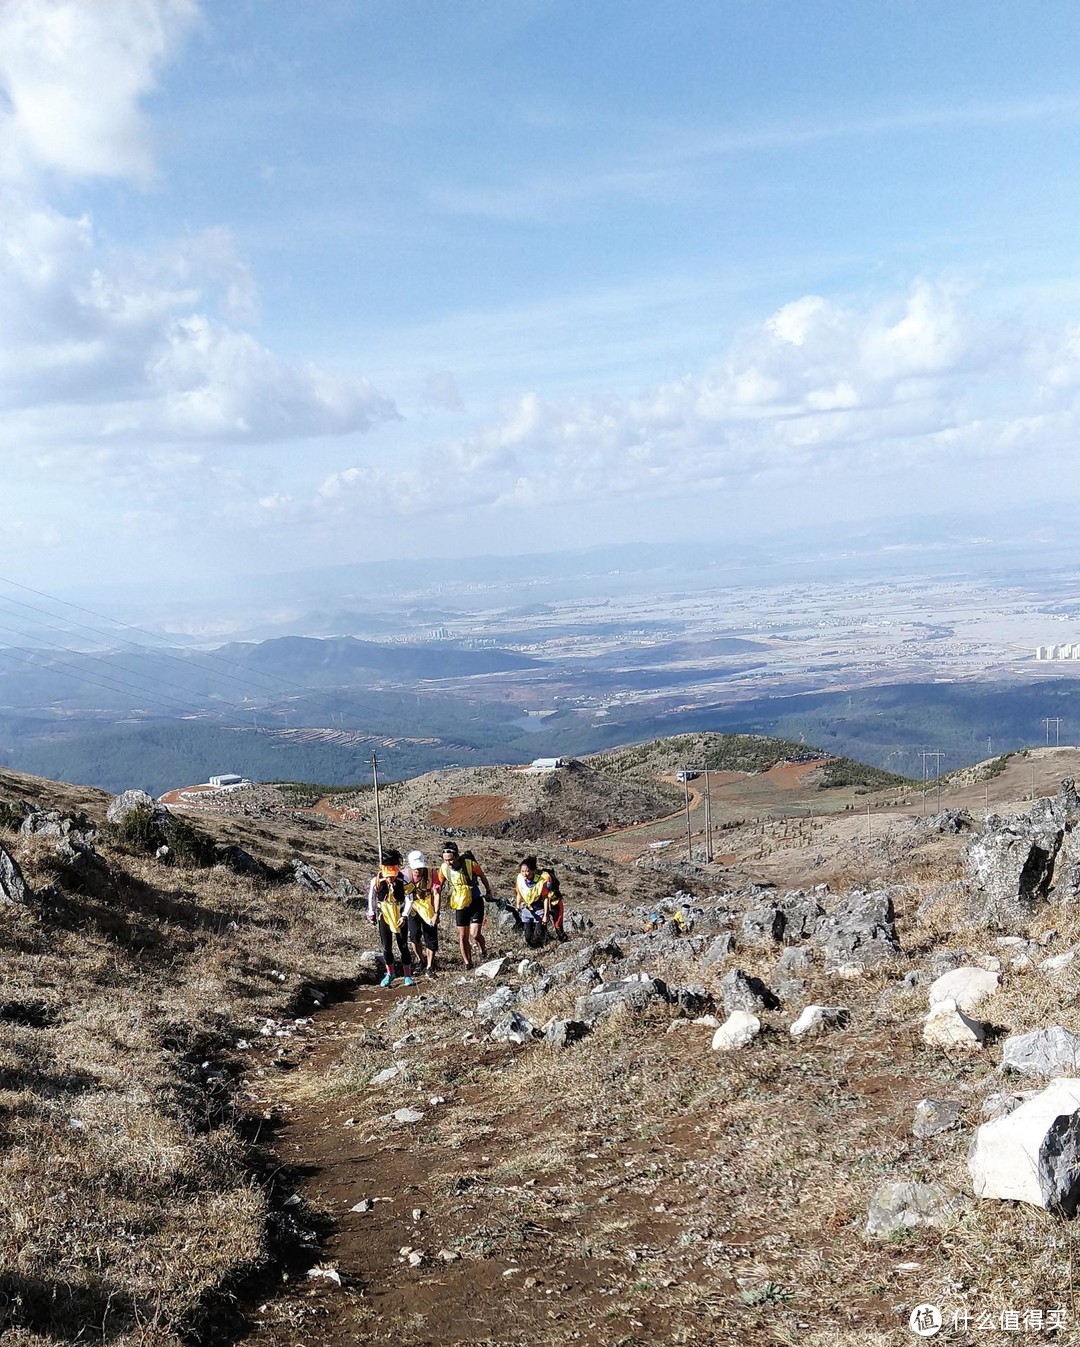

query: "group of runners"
xmin=366 ymin=842 xmax=566 ymax=986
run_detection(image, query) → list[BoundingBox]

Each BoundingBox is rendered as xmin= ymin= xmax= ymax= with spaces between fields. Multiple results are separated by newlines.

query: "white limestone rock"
xmin=710 ymin=1010 xmax=761 ymax=1052
xmin=928 ymin=966 xmax=999 ymax=1014
xmin=789 ymin=1005 xmax=850 ymax=1039
xmin=922 ymin=997 xmax=986 ymax=1050
xmin=969 ymin=1077 xmax=1080 ymax=1213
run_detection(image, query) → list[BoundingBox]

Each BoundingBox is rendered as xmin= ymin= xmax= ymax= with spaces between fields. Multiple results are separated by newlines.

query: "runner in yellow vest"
xmin=515 ymin=855 xmax=550 ymax=948
xmin=366 ymin=849 xmax=414 ymax=987
xmin=434 ymin=841 xmax=492 ymax=970
xmin=404 ymin=849 xmax=440 ymax=978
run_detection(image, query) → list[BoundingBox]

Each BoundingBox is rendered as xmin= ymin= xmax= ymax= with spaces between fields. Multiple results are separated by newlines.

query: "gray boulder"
xmin=476 ymin=986 xmax=518 ymax=1020
xmin=0 ymin=844 xmax=29 ymax=904
xmin=491 ymin=1011 xmax=538 ymax=1045
xmin=813 ymin=889 xmax=900 ymax=973
xmin=217 ymin=844 xmax=265 ymax=877
xmin=1001 ymin=1026 xmax=1080 ymax=1077
xmin=700 ymin=932 xmax=736 ymax=968
xmin=291 ymin=858 xmax=333 ymax=893
xmin=106 ymin=789 xmax=165 ymax=826
xmin=673 ymin=984 xmax=713 ymax=1017
xmin=778 ymin=890 xmax=825 ymax=943
xmin=963 ymin=781 xmax=1080 ymax=930
xmin=720 ymin=969 xmax=780 ymax=1015
xmin=776 ymin=946 xmax=810 ymax=975
xmin=574 ymin=976 xmax=670 ymax=1024
xmin=739 ymin=903 xmax=784 ymax=946
xmin=565 ymin=911 xmax=590 ymax=934
xmin=543 ymin=1019 xmax=590 ymax=1049
xmin=866 ymin=1180 xmax=964 ymax=1238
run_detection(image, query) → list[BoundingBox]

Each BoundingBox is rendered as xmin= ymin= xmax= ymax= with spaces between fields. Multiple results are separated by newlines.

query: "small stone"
xmin=371 ymin=1062 xmax=408 ymax=1087
xmin=412 ymin=1208 xmax=423 ymax=1221
xmin=710 ymin=1010 xmax=761 ymax=1051
xmin=491 ymin=1011 xmax=537 ymax=1045
xmin=408 ymin=1251 xmax=425 ymax=1267
xmin=913 ymin=1098 xmax=962 ymax=1139
xmin=392 ymin=1107 xmax=425 ymax=1124
xmin=789 ymin=1005 xmax=849 ymax=1039
xmin=437 ymin=1248 xmax=460 ymax=1262
xmin=866 ymin=1181 xmax=964 ymax=1238
xmin=720 ymin=969 xmax=779 ymax=1014
xmin=476 ymin=957 xmax=508 ymax=980
xmin=350 ymin=1199 xmax=373 ymax=1213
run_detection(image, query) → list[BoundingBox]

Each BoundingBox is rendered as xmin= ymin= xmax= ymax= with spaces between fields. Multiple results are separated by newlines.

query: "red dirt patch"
xmin=428 ymin=794 xmax=513 ymax=828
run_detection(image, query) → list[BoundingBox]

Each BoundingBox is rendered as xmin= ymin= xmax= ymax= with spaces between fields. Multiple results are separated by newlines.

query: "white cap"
xmin=407 ymin=850 xmax=427 ymax=868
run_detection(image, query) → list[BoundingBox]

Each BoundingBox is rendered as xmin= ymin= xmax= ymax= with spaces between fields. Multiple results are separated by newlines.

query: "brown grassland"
xmin=2 ymin=751 xmax=1080 ymax=1345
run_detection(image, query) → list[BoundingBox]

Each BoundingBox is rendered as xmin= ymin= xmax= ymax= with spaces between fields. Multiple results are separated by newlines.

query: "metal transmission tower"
xmin=918 ymin=749 xmax=945 ymax=814
xmin=1043 ymin=717 xmax=1063 ymax=747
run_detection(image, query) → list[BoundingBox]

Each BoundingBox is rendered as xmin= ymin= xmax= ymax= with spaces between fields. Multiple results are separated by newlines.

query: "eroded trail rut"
xmin=241 ymin=982 xmax=699 ymax=1347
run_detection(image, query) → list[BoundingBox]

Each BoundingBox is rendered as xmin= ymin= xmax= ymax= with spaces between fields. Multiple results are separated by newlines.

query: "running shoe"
xmin=379 ymin=973 xmax=393 ymax=988
xmin=402 ymin=976 xmax=414 ymax=987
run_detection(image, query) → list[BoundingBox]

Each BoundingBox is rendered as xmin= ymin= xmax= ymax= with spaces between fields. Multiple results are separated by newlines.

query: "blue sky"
xmin=1 ymin=0 xmax=1079 ymax=588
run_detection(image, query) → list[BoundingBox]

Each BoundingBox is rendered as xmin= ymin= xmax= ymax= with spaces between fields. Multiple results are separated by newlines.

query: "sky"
xmin=1 ymin=0 xmax=1080 ymax=591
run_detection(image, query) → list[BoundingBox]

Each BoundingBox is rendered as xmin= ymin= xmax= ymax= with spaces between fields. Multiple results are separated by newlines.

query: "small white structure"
xmin=528 ymin=757 xmax=568 ymax=773
xmin=209 ymin=773 xmax=245 ymax=789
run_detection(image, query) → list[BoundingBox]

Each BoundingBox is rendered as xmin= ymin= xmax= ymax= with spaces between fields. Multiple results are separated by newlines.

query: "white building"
xmin=209 ymin=773 xmax=245 ymax=788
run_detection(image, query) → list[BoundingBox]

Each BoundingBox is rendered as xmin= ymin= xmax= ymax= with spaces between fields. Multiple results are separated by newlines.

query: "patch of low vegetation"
xmin=594 ymin=732 xmax=824 ymax=779
xmin=109 ymin=803 xmax=220 ymax=868
xmin=817 ymin=756 xmax=911 ymax=792
xmin=274 ymin=781 xmax=369 ymax=808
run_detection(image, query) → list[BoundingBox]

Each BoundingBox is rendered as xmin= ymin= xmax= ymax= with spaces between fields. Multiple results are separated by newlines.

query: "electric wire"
xmin=0 ymin=572 xmax=317 ymax=696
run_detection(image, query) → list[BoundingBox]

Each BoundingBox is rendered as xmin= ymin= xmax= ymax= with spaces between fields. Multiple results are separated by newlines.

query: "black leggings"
xmin=379 ymin=918 xmax=412 ymax=975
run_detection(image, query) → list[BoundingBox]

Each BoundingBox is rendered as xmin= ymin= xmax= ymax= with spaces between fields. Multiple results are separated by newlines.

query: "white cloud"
xmin=309 ymin=279 xmax=1076 ymax=528
xmin=0 ymin=1 xmax=397 ymax=458
xmin=0 ymin=0 xmax=198 ymax=183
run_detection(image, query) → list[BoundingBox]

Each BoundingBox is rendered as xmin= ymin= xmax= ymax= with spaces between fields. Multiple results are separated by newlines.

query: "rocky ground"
xmin=4 ymin=751 xmax=1080 ymax=1345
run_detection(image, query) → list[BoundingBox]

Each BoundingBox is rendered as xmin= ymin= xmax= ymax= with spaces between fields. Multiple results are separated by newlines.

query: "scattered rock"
xmin=674 ymin=984 xmax=713 ymax=1017
xmin=739 ymin=902 xmax=784 ymax=946
xmin=719 ymin=969 xmax=779 ymax=1015
xmin=1040 ymin=945 xmax=1080 ymax=974
xmin=391 ymin=1107 xmax=425 ymax=1124
xmin=777 ymin=978 xmax=807 ymax=1006
xmin=922 ymin=998 xmax=986 ymax=1050
xmin=437 ymin=1248 xmax=460 ymax=1263
xmin=0 ymin=844 xmax=30 ymax=905
xmin=927 ymin=966 xmax=1000 ymax=1014
xmin=370 ymin=1062 xmax=408 ymax=1088
xmin=700 ymin=932 xmax=736 ymax=968
xmin=1001 ymin=1026 xmax=1080 ymax=1077
xmin=789 ymin=1005 xmax=849 ymax=1039
xmin=710 ymin=1010 xmax=761 ymax=1051
xmin=913 ymin=1098 xmax=962 ymax=1139
xmin=476 ymin=986 xmax=518 ymax=1020
xmin=476 ymin=957 xmax=508 ymax=980
xmin=574 ymin=977 xmax=670 ymax=1025
xmin=813 ymin=889 xmax=900 ymax=974
xmin=216 ymin=844 xmax=265 ymax=877
xmin=866 ymin=1181 xmax=964 ymax=1238
xmin=969 ymin=1077 xmax=1080 ymax=1213
xmin=491 ymin=1011 xmax=538 ymax=1045
xmin=543 ymin=1019 xmax=590 ymax=1049
xmin=776 ymin=946 xmax=810 ymax=975
xmin=291 ymin=858 xmax=333 ymax=893
xmin=981 ymin=1090 xmax=1037 ymax=1121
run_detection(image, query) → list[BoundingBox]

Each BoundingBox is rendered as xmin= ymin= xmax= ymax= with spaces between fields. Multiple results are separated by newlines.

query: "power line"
xmin=0 ymin=572 xmax=316 ymax=697
xmin=0 ymin=643 xmax=192 ymax=718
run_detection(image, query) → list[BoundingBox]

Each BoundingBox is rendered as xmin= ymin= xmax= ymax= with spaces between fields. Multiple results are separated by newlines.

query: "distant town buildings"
xmin=1035 ymin=644 xmax=1080 ymax=661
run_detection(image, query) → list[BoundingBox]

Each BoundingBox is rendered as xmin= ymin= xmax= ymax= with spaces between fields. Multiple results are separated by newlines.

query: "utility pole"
xmin=683 ymin=771 xmax=693 ymax=862
xmin=372 ymin=751 xmax=384 ymax=865
xmin=703 ymin=768 xmax=713 ymax=863
xmin=918 ymin=749 xmax=945 ymax=815
xmin=1043 ymin=717 xmax=1063 ymax=747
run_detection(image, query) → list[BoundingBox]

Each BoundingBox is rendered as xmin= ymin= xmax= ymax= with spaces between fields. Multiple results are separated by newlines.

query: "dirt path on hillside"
xmin=567 ymin=780 xmax=702 ymax=851
xmin=240 ymin=984 xmax=709 ymax=1347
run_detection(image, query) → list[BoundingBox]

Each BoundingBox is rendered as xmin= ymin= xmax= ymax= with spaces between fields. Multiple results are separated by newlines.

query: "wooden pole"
xmin=372 ymin=751 xmax=384 ymax=865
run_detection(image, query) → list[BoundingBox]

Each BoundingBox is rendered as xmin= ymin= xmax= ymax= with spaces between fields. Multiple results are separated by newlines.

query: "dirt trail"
xmin=243 ymin=983 xmax=694 ymax=1347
